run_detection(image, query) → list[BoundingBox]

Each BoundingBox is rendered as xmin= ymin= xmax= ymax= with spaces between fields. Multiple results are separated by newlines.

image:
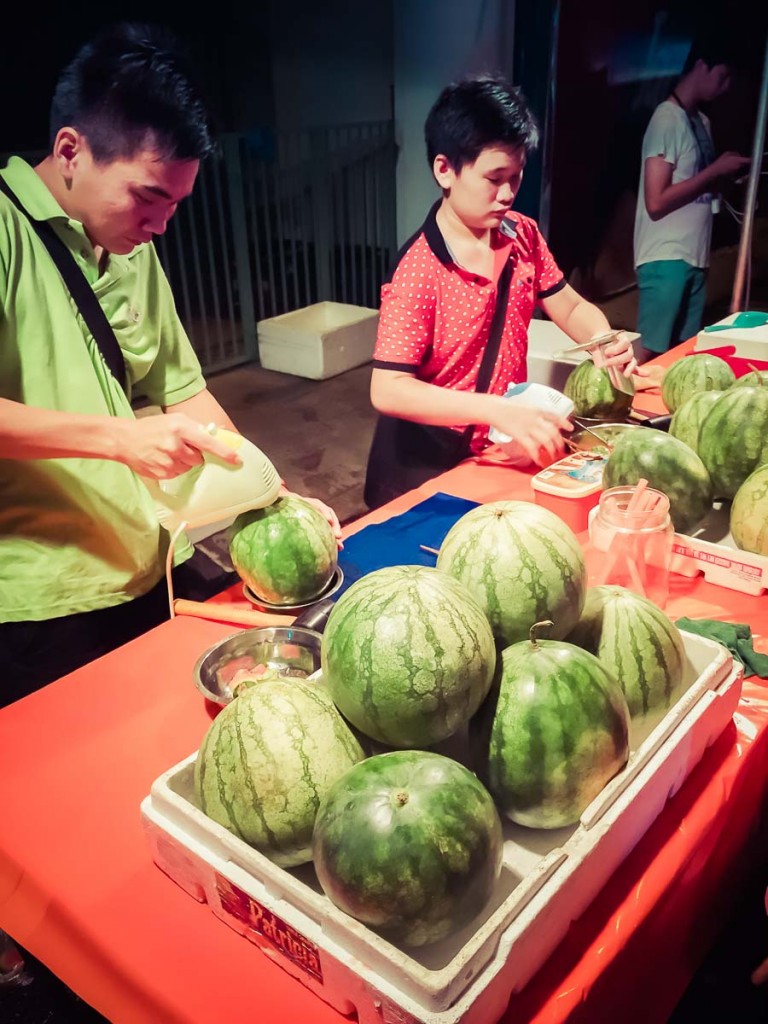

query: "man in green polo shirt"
xmin=0 ymin=23 xmax=339 ymax=706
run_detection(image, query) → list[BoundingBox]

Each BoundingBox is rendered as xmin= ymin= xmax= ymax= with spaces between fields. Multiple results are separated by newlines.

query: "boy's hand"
xmin=591 ymin=331 xmax=638 ymax=378
xmin=490 ymin=402 xmax=571 ymax=467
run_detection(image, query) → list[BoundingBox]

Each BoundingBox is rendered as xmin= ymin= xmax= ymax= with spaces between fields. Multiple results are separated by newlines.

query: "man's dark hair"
xmin=49 ymin=22 xmax=216 ymax=163
xmin=424 ymin=74 xmax=539 ymax=173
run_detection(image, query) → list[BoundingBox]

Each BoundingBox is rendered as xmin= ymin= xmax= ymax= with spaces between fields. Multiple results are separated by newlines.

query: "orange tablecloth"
xmin=2 ymin=346 xmax=768 ymax=1024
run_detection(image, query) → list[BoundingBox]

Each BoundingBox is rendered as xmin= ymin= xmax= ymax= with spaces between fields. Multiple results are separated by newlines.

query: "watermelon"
xmin=312 ymin=750 xmax=503 ymax=947
xmin=730 ymin=370 xmax=768 ymax=389
xmin=668 ymin=390 xmax=723 ymax=455
xmin=194 ymin=679 xmax=364 ymax=866
xmin=436 ymin=501 xmax=586 ymax=648
xmin=229 ymin=495 xmax=337 ymax=605
xmin=321 ymin=565 xmax=496 ymax=748
xmin=731 ymin=464 xmax=768 ymax=556
xmin=481 ymin=621 xmax=630 ymax=829
xmin=603 ymin=427 xmax=712 ymax=534
xmin=566 ymin=585 xmax=686 ymax=718
xmin=563 ymin=359 xmax=634 ymax=419
xmin=660 ymin=354 xmax=735 ymax=413
xmin=697 ymin=387 xmax=768 ymax=499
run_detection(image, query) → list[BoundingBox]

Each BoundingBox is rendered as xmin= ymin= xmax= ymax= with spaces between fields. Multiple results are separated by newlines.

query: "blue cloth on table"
xmin=337 ymin=492 xmax=479 ymax=598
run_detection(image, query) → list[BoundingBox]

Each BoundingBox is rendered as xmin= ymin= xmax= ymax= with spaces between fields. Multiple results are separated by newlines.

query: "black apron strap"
xmin=364 ymin=257 xmax=515 ymax=509
xmin=0 ymin=176 xmax=128 ymax=393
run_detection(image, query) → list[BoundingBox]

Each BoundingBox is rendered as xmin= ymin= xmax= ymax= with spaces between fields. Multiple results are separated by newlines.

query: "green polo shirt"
xmin=0 ymin=156 xmax=206 ymax=622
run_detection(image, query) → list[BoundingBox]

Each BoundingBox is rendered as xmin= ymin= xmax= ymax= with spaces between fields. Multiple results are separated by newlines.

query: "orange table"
xmin=2 ymin=366 xmax=768 ymax=1024
xmin=1 ymin=346 xmax=768 ymax=1024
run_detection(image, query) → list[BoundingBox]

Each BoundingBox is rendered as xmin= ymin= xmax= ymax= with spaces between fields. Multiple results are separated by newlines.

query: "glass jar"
xmin=588 ymin=486 xmax=674 ymax=608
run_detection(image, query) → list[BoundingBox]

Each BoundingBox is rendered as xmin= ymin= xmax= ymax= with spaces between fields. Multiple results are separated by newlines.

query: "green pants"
xmin=636 ymin=260 xmax=707 ymax=353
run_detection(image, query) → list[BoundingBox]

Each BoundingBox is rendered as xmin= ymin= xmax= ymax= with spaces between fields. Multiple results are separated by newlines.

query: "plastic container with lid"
xmin=530 ymin=450 xmax=608 ymax=534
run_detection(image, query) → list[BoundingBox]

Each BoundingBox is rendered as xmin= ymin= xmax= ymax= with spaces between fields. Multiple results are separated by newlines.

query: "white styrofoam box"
xmin=141 ymin=633 xmax=741 ymax=1024
xmin=526 ymin=320 xmax=643 ymax=391
xmin=695 ymin=313 xmax=768 ymax=363
xmin=257 ymin=301 xmax=379 ymax=379
xmin=526 ymin=319 xmax=589 ymax=390
xmin=671 ymin=500 xmax=768 ymax=596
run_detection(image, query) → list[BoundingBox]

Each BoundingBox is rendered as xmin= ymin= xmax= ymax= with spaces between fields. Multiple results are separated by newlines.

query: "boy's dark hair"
xmin=49 ymin=22 xmax=216 ymax=163
xmin=680 ymin=31 xmax=740 ymax=76
xmin=425 ymin=75 xmax=539 ymax=173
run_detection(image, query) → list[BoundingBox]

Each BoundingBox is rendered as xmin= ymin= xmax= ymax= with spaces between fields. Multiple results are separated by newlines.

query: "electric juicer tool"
xmin=142 ymin=423 xmax=283 ymax=616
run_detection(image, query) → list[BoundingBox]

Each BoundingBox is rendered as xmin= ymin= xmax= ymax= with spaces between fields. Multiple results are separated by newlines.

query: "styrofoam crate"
xmin=141 ymin=633 xmax=742 ymax=1024
xmin=671 ymin=500 xmax=768 ymax=596
xmin=695 ymin=313 xmax=768 ymax=363
xmin=526 ymin=320 xmax=589 ymax=391
xmin=257 ymin=301 xmax=379 ymax=379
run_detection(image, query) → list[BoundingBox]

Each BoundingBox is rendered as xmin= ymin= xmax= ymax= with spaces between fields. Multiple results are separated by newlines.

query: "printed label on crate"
xmin=216 ymin=874 xmax=323 ymax=982
xmin=672 ymin=541 xmax=764 ymax=581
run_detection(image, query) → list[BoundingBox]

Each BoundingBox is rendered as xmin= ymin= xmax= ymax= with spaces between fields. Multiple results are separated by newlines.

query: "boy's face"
xmin=54 ymin=130 xmax=199 ymax=254
xmin=434 ymin=145 xmax=526 ymax=232
xmin=697 ymin=60 xmax=733 ymax=103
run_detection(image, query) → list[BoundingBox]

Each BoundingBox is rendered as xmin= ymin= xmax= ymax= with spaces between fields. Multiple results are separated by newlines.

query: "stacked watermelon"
xmin=320 ymin=565 xmax=496 ymax=748
xmin=474 ymin=621 xmax=630 ymax=829
xmin=660 ymin=353 xmax=735 ymax=413
xmin=435 ymin=501 xmax=586 ymax=648
xmin=194 ymin=678 xmax=365 ymax=866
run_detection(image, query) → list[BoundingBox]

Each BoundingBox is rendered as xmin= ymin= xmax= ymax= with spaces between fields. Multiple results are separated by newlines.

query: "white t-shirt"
xmin=633 ymin=100 xmax=715 ymax=269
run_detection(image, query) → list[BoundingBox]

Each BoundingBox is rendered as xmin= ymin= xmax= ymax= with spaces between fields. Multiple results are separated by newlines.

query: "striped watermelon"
xmin=731 ymin=464 xmax=768 ymax=556
xmin=481 ymin=622 xmax=630 ymax=828
xmin=321 ymin=566 xmax=496 ymax=748
xmin=436 ymin=501 xmax=586 ymax=648
xmin=194 ymin=678 xmax=365 ymax=866
xmin=229 ymin=495 xmax=337 ymax=604
xmin=669 ymin=390 xmax=723 ymax=455
xmin=730 ymin=370 xmax=768 ymax=389
xmin=661 ymin=354 xmax=735 ymax=413
xmin=563 ymin=359 xmax=634 ymax=419
xmin=312 ymin=750 xmax=503 ymax=946
xmin=566 ymin=585 xmax=686 ymax=718
xmin=603 ymin=427 xmax=712 ymax=534
xmin=697 ymin=387 xmax=768 ymax=499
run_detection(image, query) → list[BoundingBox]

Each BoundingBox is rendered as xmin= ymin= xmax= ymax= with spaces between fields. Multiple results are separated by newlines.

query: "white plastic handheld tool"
xmin=145 ymin=424 xmax=282 ymax=534
xmin=141 ymin=424 xmax=283 ymax=617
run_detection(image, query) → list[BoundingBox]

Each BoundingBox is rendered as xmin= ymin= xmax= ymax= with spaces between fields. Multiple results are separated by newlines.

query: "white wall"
xmin=393 ymin=0 xmax=516 ymax=243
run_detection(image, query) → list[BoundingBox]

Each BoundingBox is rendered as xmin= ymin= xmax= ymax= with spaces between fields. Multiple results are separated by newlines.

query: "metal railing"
xmin=4 ymin=121 xmax=398 ymax=375
xmin=157 ymin=123 xmax=398 ymax=373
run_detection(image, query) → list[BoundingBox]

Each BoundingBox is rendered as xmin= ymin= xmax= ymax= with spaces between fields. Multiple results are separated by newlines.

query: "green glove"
xmin=676 ymin=618 xmax=768 ymax=679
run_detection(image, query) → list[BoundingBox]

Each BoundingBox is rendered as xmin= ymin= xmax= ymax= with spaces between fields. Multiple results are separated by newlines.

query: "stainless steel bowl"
xmin=570 ymin=421 xmax=640 ymax=450
xmin=193 ymin=626 xmax=323 ymax=705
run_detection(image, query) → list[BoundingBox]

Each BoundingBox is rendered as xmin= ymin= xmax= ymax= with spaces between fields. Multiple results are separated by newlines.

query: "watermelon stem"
xmin=529 ymin=620 xmax=554 ymax=647
xmin=395 ymin=791 xmax=409 ymax=806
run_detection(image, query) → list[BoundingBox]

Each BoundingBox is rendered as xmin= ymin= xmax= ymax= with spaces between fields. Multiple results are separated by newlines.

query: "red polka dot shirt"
xmin=373 ymin=201 xmax=566 ymax=451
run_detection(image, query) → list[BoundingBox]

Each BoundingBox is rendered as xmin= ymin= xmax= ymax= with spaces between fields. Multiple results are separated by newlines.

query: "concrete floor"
xmin=205 ymin=361 xmax=377 ymax=525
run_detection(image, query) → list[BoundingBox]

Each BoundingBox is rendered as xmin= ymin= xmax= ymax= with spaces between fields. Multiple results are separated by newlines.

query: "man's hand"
xmin=490 ymin=402 xmax=572 ymax=467
xmin=117 ymin=414 xmax=241 ymax=479
xmin=279 ymin=487 xmax=343 ymax=549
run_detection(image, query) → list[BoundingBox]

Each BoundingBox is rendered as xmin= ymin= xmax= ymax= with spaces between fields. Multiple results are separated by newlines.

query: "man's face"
xmin=65 ymin=137 xmax=199 ymax=254
xmin=435 ymin=145 xmax=526 ymax=231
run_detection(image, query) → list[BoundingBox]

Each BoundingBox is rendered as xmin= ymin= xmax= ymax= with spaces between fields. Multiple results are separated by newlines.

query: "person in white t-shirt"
xmin=633 ymin=42 xmax=750 ymax=361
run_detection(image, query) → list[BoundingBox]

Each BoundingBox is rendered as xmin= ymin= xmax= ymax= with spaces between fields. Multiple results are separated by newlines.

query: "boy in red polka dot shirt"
xmin=364 ymin=75 xmax=638 ymax=509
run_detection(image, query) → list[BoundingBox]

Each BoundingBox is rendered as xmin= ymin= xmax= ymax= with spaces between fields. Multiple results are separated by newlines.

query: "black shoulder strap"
xmin=475 ymin=257 xmax=514 ymax=394
xmin=0 ymin=176 xmax=128 ymax=393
